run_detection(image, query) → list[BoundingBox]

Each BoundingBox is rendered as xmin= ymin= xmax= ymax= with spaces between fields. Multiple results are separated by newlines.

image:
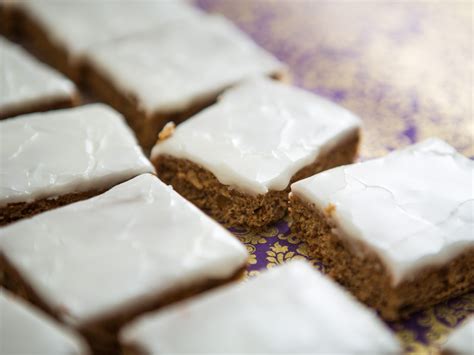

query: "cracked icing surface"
xmin=120 ymin=261 xmax=401 ymax=353
xmin=0 ymin=174 xmax=248 ymax=326
xmin=16 ymin=0 xmax=203 ymax=59
xmin=86 ymin=15 xmax=284 ymax=114
xmin=442 ymin=317 xmax=474 ymax=354
xmin=0 ymin=104 xmax=154 ymax=206
xmin=291 ymin=138 xmax=474 ymax=285
xmin=151 ymin=78 xmax=361 ymax=195
xmin=0 ymin=37 xmax=76 ymax=114
xmin=0 ymin=289 xmax=88 ymax=354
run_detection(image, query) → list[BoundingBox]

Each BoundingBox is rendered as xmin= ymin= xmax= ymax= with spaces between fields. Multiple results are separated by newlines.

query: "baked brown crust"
xmin=0 ymin=252 xmax=246 ymax=355
xmin=12 ymin=6 xmax=81 ymax=81
xmin=0 ymin=2 xmax=13 ymax=36
xmin=153 ymin=133 xmax=359 ymax=229
xmin=0 ymin=187 xmax=105 ymax=226
xmin=0 ymin=94 xmax=80 ymax=120
xmin=82 ymin=59 xmax=217 ymax=153
xmin=289 ymin=193 xmax=474 ymax=321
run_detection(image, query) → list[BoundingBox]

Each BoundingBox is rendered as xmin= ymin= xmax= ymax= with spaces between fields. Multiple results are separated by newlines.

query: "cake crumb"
xmin=324 ymin=203 xmax=336 ymax=217
xmin=158 ymin=122 xmax=176 ymax=142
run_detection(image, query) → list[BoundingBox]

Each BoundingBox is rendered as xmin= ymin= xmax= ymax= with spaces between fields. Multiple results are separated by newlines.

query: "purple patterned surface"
xmin=197 ymin=1 xmax=473 ymax=353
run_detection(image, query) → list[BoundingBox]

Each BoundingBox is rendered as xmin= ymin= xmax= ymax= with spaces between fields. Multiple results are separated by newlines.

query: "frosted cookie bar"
xmin=441 ymin=317 xmax=473 ymax=355
xmin=12 ymin=0 xmax=202 ymax=80
xmin=151 ymin=79 xmax=361 ymax=228
xmin=290 ymin=138 xmax=474 ymax=320
xmin=84 ymin=15 xmax=286 ymax=152
xmin=0 ymin=174 xmax=248 ymax=353
xmin=0 ymin=104 xmax=154 ymax=225
xmin=120 ymin=260 xmax=401 ymax=354
xmin=0 ymin=36 xmax=79 ymax=119
xmin=1 ymin=289 xmax=89 ymax=354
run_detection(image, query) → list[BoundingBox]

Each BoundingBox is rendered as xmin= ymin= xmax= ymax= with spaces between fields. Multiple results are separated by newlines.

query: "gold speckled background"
xmin=196 ymin=1 xmax=474 ymax=353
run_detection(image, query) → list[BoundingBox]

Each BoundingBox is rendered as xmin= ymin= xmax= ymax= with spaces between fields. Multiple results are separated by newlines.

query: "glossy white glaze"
xmin=0 ymin=104 xmax=154 ymax=207
xmin=0 ymin=174 xmax=248 ymax=326
xmin=151 ymin=78 xmax=361 ymax=195
xmin=0 ymin=37 xmax=76 ymax=115
xmin=442 ymin=318 xmax=474 ymax=355
xmin=291 ymin=139 xmax=474 ymax=285
xmin=0 ymin=289 xmax=89 ymax=354
xmin=16 ymin=0 xmax=202 ymax=59
xmin=86 ymin=15 xmax=285 ymax=114
xmin=120 ymin=261 xmax=401 ymax=353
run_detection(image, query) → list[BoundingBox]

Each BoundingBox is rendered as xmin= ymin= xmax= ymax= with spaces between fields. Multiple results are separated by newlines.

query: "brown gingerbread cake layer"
xmin=289 ymin=194 xmax=474 ymax=321
xmin=83 ymin=59 xmax=288 ymax=153
xmin=0 ymin=253 xmax=245 ymax=354
xmin=12 ymin=7 xmax=81 ymax=81
xmin=0 ymin=95 xmax=80 ymax=120
xmin=0 ymin=188 xmax=105 ymax=226
xmin=154 ymin=134 xmax=359 ymax=229
xmin=0 ymin=2 xmax=14 ymax=36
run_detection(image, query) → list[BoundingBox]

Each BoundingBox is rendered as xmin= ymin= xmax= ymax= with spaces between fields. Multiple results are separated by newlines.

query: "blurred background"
xmin=197 ymin=0 xmax=473 ymax=159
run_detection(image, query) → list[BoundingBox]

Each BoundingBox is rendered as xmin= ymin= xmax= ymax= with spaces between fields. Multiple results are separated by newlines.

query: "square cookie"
xmin=84 ymin=15 xmax=286 ymax=152
xmin=0 ymin=104 xmax=154 ymax=225
xmin=0 ymin=36 xmax=79 ymax=119
xmin=12 ymin=0 xmax=202 ymax=80
xmin=1 ymin=289 xmax=89 ymax=354
xmin=290 ymin=138 xmax=474 ymax=320
xmin=120 ymin=260 xmax=401 ymax=354
xmin=0 ymin=174 xmax=248 ymax=353
xmin=151 ymin=78 xmax=361 ymax=228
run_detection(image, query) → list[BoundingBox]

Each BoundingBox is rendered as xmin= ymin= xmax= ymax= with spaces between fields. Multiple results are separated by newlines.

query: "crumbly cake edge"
xmin=152 ymin=132 xmax=359 ymax=229
xmin=288 ymin=193 xmax=474 ymax=321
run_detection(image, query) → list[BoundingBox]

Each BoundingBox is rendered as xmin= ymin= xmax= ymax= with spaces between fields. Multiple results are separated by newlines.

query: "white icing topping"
xmin=16 ymin=0 xmax=203 ymax=59
xmin=151 ymin=78 xmax=361 ymax=195
xmin=0 ymin=174 xmax=248 ymax=326
xmin=0 ymin=37 xmax=76 ymax=115
xmin=86 ymin=15 xmax=285 ymax=114
xmin=0 ymin=289 xmax=88 ymax=354
xmin=443 ymin=318 xmax=474 ymax=355
xmin=120 ymin=260 xmax=401 ymax=353
xmin=291 ymin=138 xmax=474 ymax=285
xmin=0 ymin=104 xmax=154 ymax=207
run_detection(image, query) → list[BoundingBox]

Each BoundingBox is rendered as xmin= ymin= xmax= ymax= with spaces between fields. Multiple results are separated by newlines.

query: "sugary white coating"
xmin=86 ymin=15 xmax=285 ymax=114
xmin=0 ymin=37 xmax=76 ymax=115
xmin=0 ymin=290 xmax=89 ymax=354
xmin=0 ymin=174 xmax=248 ymax=326
xmin=442 ymin=318 xmax=474 ymax=355
xmin=0 ymin=104 xmax=154 ymax=207
xmin=16 ymin=0 xmax=203 ymax=59
xmin=120 ymin=260 xmax=401 ymax=354
xmin=151 ymin=78 xmax=361 ymax=195
xmin=291 ymin=139 xmax=474 ymax=285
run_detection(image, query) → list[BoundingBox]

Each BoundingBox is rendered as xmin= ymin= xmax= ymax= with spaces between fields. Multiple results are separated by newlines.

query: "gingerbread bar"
xmin=151 ymin=78 xmax=361 ymax=228
xmin=290 ymin=138 xmax=474 ymax=320
xmin=0 ymin=174 xmax=248 ymax=353
xmin=120 ymin=261 xmax=401 ymax=354
xmin=84 ymin=15 xmax=286 ymax=152
xmin=0 ymin=36 xmax=79 ymax=119
xmin=0 ymin=104 xmax=154 ymax=225
xmin=12 ymin=0 xmax=202 ymax=80
xmin=1 ymin=289 xmax=89 ymax=354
